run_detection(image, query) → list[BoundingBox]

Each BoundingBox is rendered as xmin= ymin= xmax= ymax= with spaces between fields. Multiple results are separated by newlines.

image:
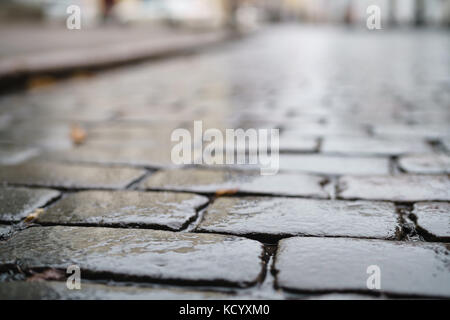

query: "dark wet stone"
xmin=45 ymin=145 xmax=176 ymax=168
xmin=0 ymin=162 xmax=146 ymax=189
xmin=279 ymin=155 xmax=390 ymax=175
xmin=0 ymin=146 xmax=39 ymax=165
xmin=140 ymin=168 xmax=329 ymax=198
xmin=0 ymin=226 xmax=263 ymax=287
xmin=339 ymin=175 xmax=450 ymax=202
xmin=274 ymin=237 xmax=450 ymax=297
xmin=0 ymin=281 xmax=231 ymax=300
xmin=0 ymin=187 xmax=60 ymax=222
xmin=322 ymin=137 xmax=431 ymax=156
xmin=412 ymin=202 xmax=450 ymax=239
xmin=38 ymin=191 xmax=208 ymax=230
xmin=197 ymin=197 xmax=399 ymax=240
xmin=398 ymin=154 xmax=450 ymax=174
xmin=0 ymin=225 xmax=11 ymax=239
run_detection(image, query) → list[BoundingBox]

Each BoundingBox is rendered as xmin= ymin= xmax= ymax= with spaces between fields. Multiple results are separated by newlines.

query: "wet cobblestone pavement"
xmin=0 ymin=25 xmax=449 ymax=299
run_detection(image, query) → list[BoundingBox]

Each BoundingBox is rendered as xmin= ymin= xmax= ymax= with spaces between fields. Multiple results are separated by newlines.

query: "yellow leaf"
xmin=24 ymin=208 xmax=44 ymax=223
xmin=70 ymin=124 xmax=87 ymax=145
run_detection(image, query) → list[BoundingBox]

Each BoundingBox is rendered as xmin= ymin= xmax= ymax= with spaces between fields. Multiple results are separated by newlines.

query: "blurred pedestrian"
xmin=102 ymin=0 xmax=116 ymax=23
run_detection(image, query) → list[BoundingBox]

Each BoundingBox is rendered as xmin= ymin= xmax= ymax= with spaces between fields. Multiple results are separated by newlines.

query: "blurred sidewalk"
xmin=0 ymin=24 xmax=232 ymax=92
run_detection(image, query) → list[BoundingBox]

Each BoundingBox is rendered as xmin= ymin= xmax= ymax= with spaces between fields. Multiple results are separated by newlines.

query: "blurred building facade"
xmin=2 ymin=0 xmax=449 ymax=27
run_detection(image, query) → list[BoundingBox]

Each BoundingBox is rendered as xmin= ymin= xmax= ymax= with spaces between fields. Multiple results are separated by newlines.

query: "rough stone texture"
xmin=339 ymin=175 xmax=450 ymax=202
xmin=321 ymin=137 xmax=431 ymax=156
xmin=0 ymin=187 xmax=60 ymax=222
xmin=0 ymin=226 xmax=263 ymax=287
xmin=0 ymin=162 xmax=146 ymax=189
xmin=279 ymin=155 xmax=390 ymax=175
xmin=0 ymin=225 xmax=11 ymax=239
xmin=44 ymin=145 xmax=177 ymax=168
xmin=38 ymin=191 xmax=208 ymax=230
xmin=412 ymin=202 xmax=450 ymax=239
xmin=140 ymin=168 xmax=329 ymax=198
xmin=398 ymin=154 xmax=450 ymax=174
xmin=0 ymin=281 xmax=231 ymax=300
xmin=0 ymin=145 xmax=39 ymax=165
xmin=197 ymin=197 xmax=399 ymax=240
xmin=274 ymin=237 xmax=450 ymax=298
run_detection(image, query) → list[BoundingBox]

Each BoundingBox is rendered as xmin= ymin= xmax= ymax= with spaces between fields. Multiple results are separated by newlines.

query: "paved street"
xmin=0 ymin=25 xmax=449 ymax=299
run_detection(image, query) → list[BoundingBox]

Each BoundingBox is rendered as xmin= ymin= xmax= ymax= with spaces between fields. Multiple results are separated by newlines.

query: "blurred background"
xmin=1 ymin=0 xmax=449 ymax=28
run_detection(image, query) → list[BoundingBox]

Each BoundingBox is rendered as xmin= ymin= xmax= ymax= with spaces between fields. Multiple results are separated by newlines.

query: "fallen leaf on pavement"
xmin=24 ymin=208 xmax=44 ymax=223
xmin=70 ymin=124 xmax=87 ymax=145
xmin=215 ymin=188 xmax=239 ymax=197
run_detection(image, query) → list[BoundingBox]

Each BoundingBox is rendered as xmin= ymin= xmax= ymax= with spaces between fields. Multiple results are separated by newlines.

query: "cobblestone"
xmin=279 ymin=154 xmax=390 ymax=175
xmin=0 ymin=162 xmax=146 ymax=189
xmin=0 ymin=281 xmax=232 ymax=300
xmin=197 ymin=197 xmax=399 ymax=240
xmin=398 ymin=154 xmax=450 ymax=174
xmin=44 ymin=145 xmax=176 ymax=168
xmin=322 ymin=137 xmax=431 ymax=156
xmin=37 ymin=191 xmax=208 ymax=230
xmin=0 ymin=145 xmax=39 ymax=165
xmin=0 ymin=226 xmax=263 ymax=287
xmin=338 ymin=175 xmax=450 ymax=202
xmin=140 ymin=168 xmax=329 ymax=198
xmin=0 ymin=25 xmax=449 ymax=299
xmin=412 ymin=202 xmax=450 ymax=240
xmin=274 ymin=237 xmax=450 ymax=297
xmin=0 ymin=187 xmax=60 ymax=222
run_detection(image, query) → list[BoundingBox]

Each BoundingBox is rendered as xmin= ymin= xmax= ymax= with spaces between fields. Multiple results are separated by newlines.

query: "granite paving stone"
xmin=412 ymin=202 xmax=450 ymax=239
xmin=38 ymin=191 xmax=209 ymax=230
xmin=0 ymin=145 xmax=39 ymax=165
xmin=197 ymin=197 xmax=399 ymax=240
xmin=279 ymin=154 xmax=390 ymax=175
xmin=274 ymin=237 xmax=450 ymax=297
xmin=0 ymin=187 xmax=60 ymax=222
xmin=398 ymin=154 xmax=450 ymax=174
xmin=338 ymin=175 xmax=450 ymax=202
xmin=140 ymin=168 xmax=329 ymax=198
xmin=0 ymin=281 xmax=232 ymax=300
xmin=321 ymin=137 xmax=431 ymax=156
xmin=0 ymin=226 xmax=264 ymax=287
xmin=0 ymin=162 xmax=146 ymax=189
xmin=44 ymin=145 xmax=176 ymax=168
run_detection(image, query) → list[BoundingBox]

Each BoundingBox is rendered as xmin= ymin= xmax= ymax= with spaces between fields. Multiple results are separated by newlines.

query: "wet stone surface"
xmin=412 ymin=202 xmax=450 ymax=240
xmin=279 ymin=155 xmax=390 ymax=175
xmin=339 ymin=175 xmax=450 ymax=202
xmin=321 ymin=137 xmax=431 ymax=156
xmin=0 ymin=145 xmax=39 ymax=165
xmin=0 ymin=162 xmax=146 ymax=189
xmin=0 ymin=225 xmax=11 ymax=239
xmin=140 ymin=168 xmax=329 ymax=198
xmin=274 ymin=237 xmax=450 ymax=298
xmin=44 ymin=145 xmax=176 ymax=168
xmin=0 ymin=226 xmax=264 ymax=287
xmin=279 ymin=136 xmax=318 ymax=153
xmin=38 ymin=191 xmax=208 ymax=230
xmin=0 ymin=281 xmax=232 ymax=300
xmin=0 ymin=187 xmax=60 ymax=222
xmin=398 ymin=154 xmax=450 ymax=174
xmin=197 ymin=197 xmax=399 ymax=240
